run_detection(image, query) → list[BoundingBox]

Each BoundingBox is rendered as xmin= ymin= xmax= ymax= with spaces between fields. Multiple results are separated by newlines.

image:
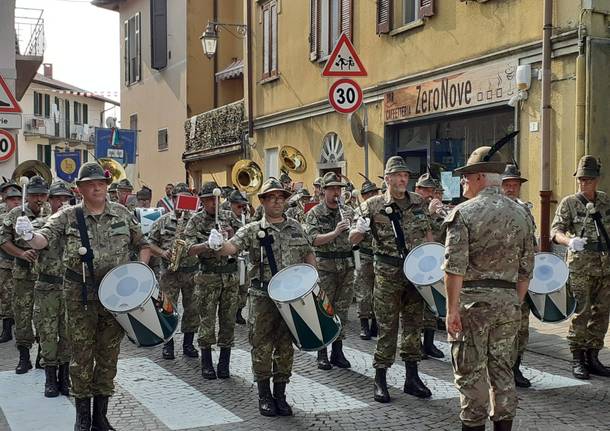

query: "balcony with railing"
xmin=183 ymin=100 xmax=246 ymax=162
xmin=22 ymin=114 xmax=95 ymax=145
xmin=15 ymin=8 xmax=45 ymax=100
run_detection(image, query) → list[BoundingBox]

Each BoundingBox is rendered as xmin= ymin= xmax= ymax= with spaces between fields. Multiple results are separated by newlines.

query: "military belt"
xmin=462 ymin=279 xmax=516 ymax=290
xmin=583 ymin=242 xmax=609 ymax=252
xmin=15 ymin=258 xmax=31 ymax=268
xmin=0 ymin=250 xmax=14 ymax=261
xmin=374 ymin=253 xmax=404 ymax=268
xmin=64 ymin=268 xmax=96 ymax=286
xmin=251 ymin=279 xmax=269 ymax=293
xmin=178 ymin=264 xmax=200 ymax=273
xmin=199 ymin=262 xmax=238 ymax=274
xmin=316 ymin=251 xmax=353 ymax=259
xmin=38 ymin=273 xmax=63 ymax=284
xmin=360 ymin=247 xmax=373 ymax=256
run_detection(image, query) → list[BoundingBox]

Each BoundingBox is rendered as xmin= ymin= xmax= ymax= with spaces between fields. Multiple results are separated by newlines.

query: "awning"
xmin=215 ymin=59 xmax=244 ymax=82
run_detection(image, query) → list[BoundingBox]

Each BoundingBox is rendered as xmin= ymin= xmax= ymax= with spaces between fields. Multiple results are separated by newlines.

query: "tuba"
xmin=279 ymin=145 xmax=307 ymax=173
xmin=232 ymin=159 xmax=263 ymax=195
xmin=12 ymin=160 xmax=53 ymax=185
xmin=98 ymin=158 xmax=127 ymax=183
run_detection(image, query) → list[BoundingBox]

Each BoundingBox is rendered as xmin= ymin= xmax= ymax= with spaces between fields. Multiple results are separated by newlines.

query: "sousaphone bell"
xmin=231 ymin=159 xmax=263 ymax=195
xmin=280 ymin=145 xmax=307 ymax=173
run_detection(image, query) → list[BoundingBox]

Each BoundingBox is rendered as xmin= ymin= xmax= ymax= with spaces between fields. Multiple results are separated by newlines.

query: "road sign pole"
xmin=363 ymin=104 xmax=369 ymax=178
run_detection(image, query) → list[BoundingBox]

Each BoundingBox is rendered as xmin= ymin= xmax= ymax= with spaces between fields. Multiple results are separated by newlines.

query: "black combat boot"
xmin=403 ymin=361 xmax=432 ymax=398
xmin=74 ymin=397 xmax=91 ymax=431
xmin=273 ymin=382 xmax=293 ymax=416
xmin=162 ymin=338 xmax=175 ymax=360
xmin=44 ymin=366 xmax=59 ymax=398
xmin=572 ymin=350 xmax=590 ymax=380
xmin=317 ymin=347 xmax=332 ymax=370
xmin=91 ymin=395 xmax=115 ymax=431
xmin=182 ymin=333 xmax=199 ymax=358
xmin=373 ymin=368 xmax=390 ymax=403
xmin=200 ymin=348 xmax=217 ymax=380
xmin=15 ymin=346 xmax=32 ymax=374
xmin=513 ymin=355 xmax=531 ymax=387
xmin=216 ymin=347 xmax=231 ymax=379
xmin=493 ymin=419 xmax=513 ymax=430
xmin=0 ymin=318 xmax=14 ymax=343
xmin=58 ymin=362 xmax=70 ymax=396
xmin=359 ymin=318 xmax=371 ymax=340
xmin=422 ymin=329 xmax=445 ymax=358
xmin=586 ymin=349 xmax=610 ymax=377
xmin=257 ymin=379 xmax=277 ymax=417
xmin=235 ymin=308 xmax=246 ymax=325
xmin=330 ymin=340 xmax=351 ymax=368
xmin=462 ymin=423 xmax=486 ymax=431
xmin=35 ymin=343 xmax=43 ymax=369
xmin=370 ymin=318 xmax=378 ymax=337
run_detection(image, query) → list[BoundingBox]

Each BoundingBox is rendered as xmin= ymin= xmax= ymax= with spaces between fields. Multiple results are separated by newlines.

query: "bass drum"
xmin=403 ymin=242 xmax=447 ymax=317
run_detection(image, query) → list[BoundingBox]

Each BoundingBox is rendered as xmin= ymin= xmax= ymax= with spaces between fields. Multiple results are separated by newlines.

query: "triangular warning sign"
xmin=0 ymin=75 xmax=22 ymax=113
xmin=322 ymin=33 xmax=367 ymax=77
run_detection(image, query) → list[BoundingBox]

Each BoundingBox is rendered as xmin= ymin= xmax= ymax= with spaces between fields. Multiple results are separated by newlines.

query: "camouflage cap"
xmin=108 ymin=182 xmax=119 ymax=192
xmin=4 ymin=185 xmax=22 ymax=198
xmin=361 ymin=180 xmax=380 ymax=195
xmin=313 ymin=177 xmax=323 ymax=187
xmin=453 ymin=146 xmax=507 ymax=175
xmin=279 ymin=172 xmax=292 ymax=183
xmin=0 ymin=180 xmax=20 ymax=194
xmin=380 ymin=181 xmax=387 ymax=193
xmin=299 ymin=188 xmax=311 ymax=198
xmin=574 ymin=155 xmax=601 ymax=178
xmin=228 ymin=189 xmax=249 ymax=204
xmin=322 ymin=172 xmax=346 ymax=188
xmin=49 ymin=180 xmax=74 ymax=197
xmin=415 ymin=173 xmax=437 ymax=188
xmin=117 ymin=178 xmax=134 ymax=190
xmin=172 ymin=182 xmax=191 ymax=196
xmin=257 ymin=177 xmax=292 ymax=199
xmin=502 ymin=164 xmax=528 ymax=183
xmin=27 ymin=176 xmax=50 ymax=194
xmin=221 ymin=186 xmax=235 ymax=198
xmin=136 ymin=186 xmax=152 ymax=200
xmin=384 ymin=156 xmax=413 ymax=175
xmin=433 ymin=179 xmax=445 ymax=192
xmin=76 ymin=162 xmax=112 ymax=185
xmin=199 ymin=181 xmax=220 ymax=198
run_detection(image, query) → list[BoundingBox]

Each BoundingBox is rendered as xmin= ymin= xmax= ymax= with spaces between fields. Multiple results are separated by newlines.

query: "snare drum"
xmin=527 ymin=252 xmax=575 ymax=323
xmin=403 ymin=243 xmax=447 ymax=317
xmin=99 ymin=262 xmax=179 ymax=347
xmin=267 ymin=264 xmax=341 ymax=351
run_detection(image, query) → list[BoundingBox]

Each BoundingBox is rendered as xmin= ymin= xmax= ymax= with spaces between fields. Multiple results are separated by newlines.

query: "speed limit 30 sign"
xmin=328 ymin=78 xmax=363 ymax=114
xmin=0 ymin=129 xmax=16 ymax=162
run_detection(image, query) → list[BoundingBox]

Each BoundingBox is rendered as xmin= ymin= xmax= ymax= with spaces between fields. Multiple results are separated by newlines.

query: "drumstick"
xmin=213 ymin=188 xmax=222 ymax=230
xmin=19 ymin=177 xmax=29 ymax=216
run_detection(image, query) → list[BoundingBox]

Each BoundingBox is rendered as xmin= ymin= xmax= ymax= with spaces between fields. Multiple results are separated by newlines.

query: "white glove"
xmin=354 ymin=217 xmax=371 ymax=234
xmin=568 ymin=237 xmax=587 ymax=252
xmin=428 ymin=198 xmax=444 ymax=215
xmin=208 ymin=228 xmax=225 ymax=251
xmin=15 ymin=216 xmax=34 ymax=241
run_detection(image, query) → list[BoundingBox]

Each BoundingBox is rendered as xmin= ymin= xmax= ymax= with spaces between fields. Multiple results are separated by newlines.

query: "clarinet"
xmin=336 ymin=197 xmax=361 ymax=270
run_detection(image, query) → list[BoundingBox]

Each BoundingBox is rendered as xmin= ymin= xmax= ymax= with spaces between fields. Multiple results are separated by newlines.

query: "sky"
xmin=16 ymin=0 xmax=121 ymax=114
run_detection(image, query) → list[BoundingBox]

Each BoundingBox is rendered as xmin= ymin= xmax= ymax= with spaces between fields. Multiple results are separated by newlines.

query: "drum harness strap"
xmin=382 ymin=202 xmax=408 ymax=259
xmin=576 ymin=193 xmax=610 ymax=254
xmin=75 ymin=207 xmax=95 ymax=309
xmin=258 ymin=223 xmax=278 ymax=290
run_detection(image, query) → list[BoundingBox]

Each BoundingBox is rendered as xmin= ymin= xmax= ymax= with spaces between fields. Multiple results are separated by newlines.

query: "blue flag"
xmin=55 ymin=151 xmax=81 ymax=182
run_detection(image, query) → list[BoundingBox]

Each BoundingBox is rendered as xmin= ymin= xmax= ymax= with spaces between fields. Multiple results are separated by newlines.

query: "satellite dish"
xmin=348 ymin=110 xmax=365 ymax=148
xmin=105 ymin=117 xmax=117 ymax=128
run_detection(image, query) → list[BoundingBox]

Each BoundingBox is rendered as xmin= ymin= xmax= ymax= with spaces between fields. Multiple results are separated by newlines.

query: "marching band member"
xmin=135 ymin=186 xmax=152 ymax=208
xmin=285 ymin=189 xmax=312 ymax=224
xmin=551 ymin=155 xmax=610 ymax=379
xmin=443 ymin=146 xmax=535 ymax=431
xmin=350 ymin=157 xmax=433 ymax=402
xmin=312 ymin=177 xmax=323 ymax=203
xmin=208 ymin=177 xmax=316 ymax=417
xmin=303 ymin=172 xmax=355 ymax=370
xmin=15 ymin=162 xmax=150 ymax=431
xmin=107 ymin=182 xmax=119 ymax=203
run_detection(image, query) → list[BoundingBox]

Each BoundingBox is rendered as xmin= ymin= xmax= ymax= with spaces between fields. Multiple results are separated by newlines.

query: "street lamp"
xmin=200 ymin=20 xmax=247 ymax=59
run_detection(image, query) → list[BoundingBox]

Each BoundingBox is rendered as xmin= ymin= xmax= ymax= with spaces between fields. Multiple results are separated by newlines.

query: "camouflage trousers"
xmin=423 ymin=305 xmax=438 ymax=330
xmin=354 ymin=259 xmax=374 ymax=319
xmin=195 ymin=271 xmax=239 ymax=349
xmin=451 ymin=288 xmax=521 ymax=427
xmin=319 ymin=267 xmax=355 ymax=340
xmin=373 ymin=264 xmax=425 ymax=367
xmin=513 ymin=301 xmax=530 ymax=358
xmin=567 ymin=273 xmax=610 ymax=351
xmin=33 ymin=286 xmax=70 ymax=366
xmin=237 ymin=277 xmax=249 ymax=310
xmin=159 ymin=270 xmax=199 ymax=333
xmin=12 ymin=278 xmax=36 ymax=349
xmin=0 ymin=268 xmax=13 ymax=319
xmin=249 ymin=293 xmax=293 ymax=383
xmin=66 ymin=297 xmax=124 ymax=398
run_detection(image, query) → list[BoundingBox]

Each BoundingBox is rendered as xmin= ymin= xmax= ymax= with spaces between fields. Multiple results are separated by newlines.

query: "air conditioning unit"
xmin=31 ymin=118 xmax=45 ymax=128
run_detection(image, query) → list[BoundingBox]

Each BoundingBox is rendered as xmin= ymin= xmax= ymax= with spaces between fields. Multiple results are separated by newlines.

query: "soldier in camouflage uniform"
xmin=16 ymin=162 xmax=150 ymax=431
xmin=33 ymin=181 xmax=73 ymax=397
xmin=185 ymin=181 xmax=239 ymax=381
xmin=0 ymin=176 xmax=49 ymax=374
xmin=551 ymin=155 xmax=610 ymax=380
xmin=285 ymin=189 xmax=312 ymax=223
xmin=502 ymin=164 xmax=537 ymax=388
xmin=135 ymin=186 xmax=152 ymax=208
xmin=443 ymin=147 xmax=535 ymax=431
xmin=0 ymin=184 xmax=23 ymax=343
xmin=208 ymin=177 xmax=316 ymax=417
xmin=312 ymin=177 xmax=323 ymax=203
xmin=279 ymin=172 xmax=293 ymax=193
xmin=107 ymin=182 xmax=119 ymax=202
xmin=117 ymin=178 xmax=136 ymax=210
xmin=304 ymin=172 xmax=355 ymax=370
xmin=148 ymin=183 xmax=200 ymax=360
xmin=350 ymin=157 xmax=434 ymax=402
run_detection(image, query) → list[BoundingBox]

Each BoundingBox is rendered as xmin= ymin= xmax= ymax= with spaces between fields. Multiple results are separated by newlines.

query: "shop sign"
xmin=384 ymin=60 xmax=518 ymax=123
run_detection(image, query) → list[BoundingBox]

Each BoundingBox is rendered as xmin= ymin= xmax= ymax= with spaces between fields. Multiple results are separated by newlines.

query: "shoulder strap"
xmin=382 ymin=203 xmax=408 ymax=258
xmin=258 ymin=226 xmax=278 ymax=282
xmin=75 ymin=206 xmax=95 ymax=305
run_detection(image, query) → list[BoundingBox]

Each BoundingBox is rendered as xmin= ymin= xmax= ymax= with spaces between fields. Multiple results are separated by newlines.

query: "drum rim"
xmin=99 ymin=262 xmax=157 ymax=313
xmin=268 ymin=263 xmax=319 ymax=303
xmin=528 ymin=252 xmax=569 ymax=295
xmin=403 ymin=241 xmax=445 ymax=285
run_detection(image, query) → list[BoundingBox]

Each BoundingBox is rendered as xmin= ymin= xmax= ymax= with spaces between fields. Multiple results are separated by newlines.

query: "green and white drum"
xmin=268 ymin=264 xmax=341 ymax=351
xmin=99 ymin=262 xmax=180 ymax=347
xmin=527 ymin=252 xmax=576 ymax=323
xmin=404 ymin=242 xmax=447 ymax=318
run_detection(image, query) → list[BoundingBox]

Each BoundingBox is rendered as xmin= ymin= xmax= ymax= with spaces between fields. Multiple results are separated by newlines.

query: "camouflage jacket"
xmin=551 ymin=191 xmax=610 ymax=276
xmin=34 ymin=213 xmax=65 ymax=290
xmin=443 ymin=187 xmax=535 ymax=283
xmin=285 ymin=206 xmax=306 ymax=224
xmin=37 ymin=202 xmax=148 ymax=300
xmin=354 ymin=202 xmax=374 ymax=260
xmin=221 ymin=209 xmax=250 ymax=234
xmin=303 ymin=200 xmax=355 ymax=272
xmin=184 ymin=209 xmax=234 ymax=272
xmin=252 ymin=205 xmax=264 ymax=222
xmin=229 ymin=217 xmax=313 ymax=295
xmin=0 ymin=206 xmax=49 ymax=280
xmin=148 ymin=211 xmax=199 ymax=271
xmin=0 ymin=202 xmax=6 ymax=215
xmin=0 ymin=212 xmax=14 ymax=270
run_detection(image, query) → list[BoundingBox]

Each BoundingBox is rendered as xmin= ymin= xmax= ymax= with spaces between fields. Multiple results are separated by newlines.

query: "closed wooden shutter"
xmin=135 ymin=12 xmax=141 ymax=82
xmin=376 ymin=0 xmax=392 ymax=35
xmin=123 ymin=20 xmax=129 ymax=85
xmin=310 ymin=0 xmax=319 ymax=60
xmin=419 ymin=0 xmax=434 ymax=18
xmin=151 ymin=0 xmax=168 ymax=70
xmin=340 ymin=0 xmax=352 ymax=40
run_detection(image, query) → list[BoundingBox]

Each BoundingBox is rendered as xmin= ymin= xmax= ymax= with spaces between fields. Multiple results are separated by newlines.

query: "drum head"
xmin=403 ymin=242 xmax=445 ymax=286
xmin=528 ymin=253 xmax=569 ymax=295
xmin=268 ymin=264 xmax=318 ymax=303
xmin=99 ymin=262 xmax=156 ymax=313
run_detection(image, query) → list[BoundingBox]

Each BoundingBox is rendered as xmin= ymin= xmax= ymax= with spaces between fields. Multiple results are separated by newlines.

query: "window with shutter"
xmin=135 ymin=12 xmax=141 ymax=82
xmin=123 ymin=20 xmax=129 ymax=85
xmin=44 ymin=94 xmax=50 ymax=118
xmin=309 ymin=0 xmax=318 ymax=60
xmin=261 ymin=1 xmax=279 ymax=80
xmin=419 ymin=0 xmax=434 ymax=17
xmin=83 ymin=104 xmax=88 ymax=124
xmin=125 ymin=12 xmax=142 ymax=85
xmin=158 ymin=128 xmax=168 ymax=151
xmin=378 ymin=0 xmax=434 ymax=34
xmin=151 ymin=0 xmax=167 ymax=70
xmin=33 ymin=92 xmax=42 ymax=117
xmin=310 ymin=0 xmax=352 ymax=62
xmin=74 ymin=101 xmax=82 ymax=125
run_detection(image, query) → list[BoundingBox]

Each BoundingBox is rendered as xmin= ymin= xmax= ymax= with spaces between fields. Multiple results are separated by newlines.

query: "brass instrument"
xmin=232 ymin=160 xmax=263 ymax=195
xmin=279 ymin=146 xmax=307 ymax=173
xmin=168 ymin=212 xmax=187 ymax=272
xmin=98 ymin=158 xmax=127 ymax=183
xmin=13 ymin=160 xmax=53 ymax=185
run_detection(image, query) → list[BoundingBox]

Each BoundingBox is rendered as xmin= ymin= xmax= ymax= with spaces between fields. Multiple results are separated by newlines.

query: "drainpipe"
xmin=575 ymin=12 xmax=587 ymax=160
xmin=213 ymin=0 xmax=218 ymax=108
xmin=539 ymin=0 xmax=553 ymax=252
xmin=245 ymin=0 xmax=254 ymax=159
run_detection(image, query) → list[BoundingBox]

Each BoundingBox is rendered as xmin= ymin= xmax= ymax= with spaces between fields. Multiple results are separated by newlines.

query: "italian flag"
xmin=110 ymin=127 xmax=119 ymax=147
